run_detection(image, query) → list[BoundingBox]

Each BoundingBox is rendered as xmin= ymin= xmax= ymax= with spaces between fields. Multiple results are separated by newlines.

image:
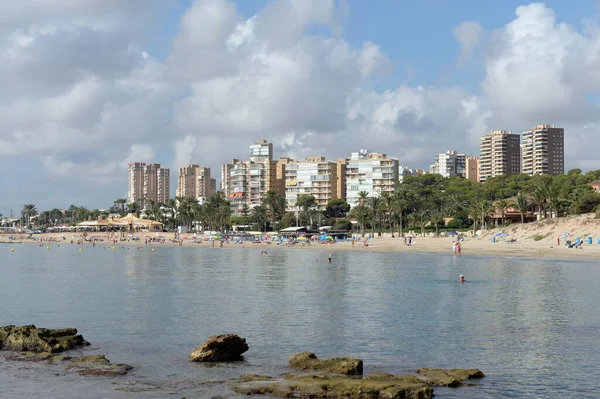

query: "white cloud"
xmin=1 ymin=0 xmax=599 ymax=212
xmin=453 ymin=21 xmax=483 ymax=64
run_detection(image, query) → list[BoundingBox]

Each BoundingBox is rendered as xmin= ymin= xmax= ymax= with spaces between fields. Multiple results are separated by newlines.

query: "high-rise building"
xmin=465 ymin=156 xmax=479 ymax=182
xmin=398 ymin=166 xmax=426 ymax=182
xmin=478 ymin=130 xmax=521 ymax=182
xmin=521 ymin=124 xmax=564 ymax=176
xmin=128 ymin=163 xmax=170 ymax=208
xmin=221 ymin=140 xmax=282 ymax=215
xmin=284 ymin=156 xmax=339 ymax=211
xmin=176 ymin=165 xmax=216 ymax=200
xmin=342 ymin=150 xmax=399 ymax=207
xmin=429 ymin=150 xmax=467 ymax=178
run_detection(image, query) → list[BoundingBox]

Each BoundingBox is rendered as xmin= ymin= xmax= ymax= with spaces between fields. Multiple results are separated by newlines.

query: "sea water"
xmin=1 ymin=244 xmax=599 ymax=398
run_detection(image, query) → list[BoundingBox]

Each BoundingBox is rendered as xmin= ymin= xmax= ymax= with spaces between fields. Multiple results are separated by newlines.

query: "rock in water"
xmin=0 ymin=325 xmax=90 ymax=353
xmin=189 ymin=334 xmax=249 ymax=362
xmin=288 ymin=352 xmax=363 ymax=376
xmin=415 ymin=368 xmax=485 ymax=387
xmin=233 ymin=373 xmax=434 ymax=399
xmin=66 ymin=355 xmax=133 ymax=377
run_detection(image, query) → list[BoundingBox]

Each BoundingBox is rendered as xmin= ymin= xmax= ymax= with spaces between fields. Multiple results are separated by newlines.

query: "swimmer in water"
xmin=459 ymin=274 xmax=466 ymax=282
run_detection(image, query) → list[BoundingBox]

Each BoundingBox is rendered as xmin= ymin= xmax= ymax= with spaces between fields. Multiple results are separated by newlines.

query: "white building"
xmin=340 ymin=150 xmax=399 ymax=207
xmin=284 ymin=156 xmax=339 ymax=211
xmin=429 ymin=150 xmax=467 ymax=178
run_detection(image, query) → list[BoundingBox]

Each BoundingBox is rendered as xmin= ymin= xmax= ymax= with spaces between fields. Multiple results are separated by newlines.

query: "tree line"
xmin=10 ymin=169 xmax=600 ymax=235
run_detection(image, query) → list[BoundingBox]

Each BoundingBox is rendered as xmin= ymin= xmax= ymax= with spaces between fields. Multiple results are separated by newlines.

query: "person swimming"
xmin=459 ymin=274 xmax=466 ymax=282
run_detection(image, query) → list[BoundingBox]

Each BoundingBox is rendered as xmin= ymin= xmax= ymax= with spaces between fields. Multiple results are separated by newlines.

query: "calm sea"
xmin=1 ymin=243 xmax=599 ymax=398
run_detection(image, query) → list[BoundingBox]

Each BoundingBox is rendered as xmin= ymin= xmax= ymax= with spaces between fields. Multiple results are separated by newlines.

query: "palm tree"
xmin=509 ymin=192 xmax=531 ymax=224
xmin=250 ymin=205 xmax=269 ymax=232
xmin=145 ymin=200 xmax=162 ymax=221
xmin=392 ymin=184 xmax=415 ymax=238
xmin=21 ymin=204 xmax=37 ymax=227
xmin=479 ymin=200 xmax=495 ymax=230
xmin=114 ymin=198 xmax=127 ymax=216
xmin=380 ymin=193 xmax=396 ymax=236
xmin=349 ymin=204 xmax=370 ymax=237
xmin=356 ymin=191 xmax=370 ymax=206
xmin=366 ymin=196 xmax=382 ymax=236
xmin=531 ymin=182 xmax=548 ymax=219
xmin=466 ymin=203 xmax=480 ymax=232
xmin=428 ymin=208 xmax=445 ymax=237
xmin=127 ymin=202 xmax=140 ymax=217
xmin=495 ymin=199 xmax=509 ymax=226
xmin=263 ymin=190 xmax=287 ymax=225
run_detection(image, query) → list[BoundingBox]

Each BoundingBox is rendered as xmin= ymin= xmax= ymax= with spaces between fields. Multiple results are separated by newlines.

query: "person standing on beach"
xmin=456 ymin=241 xmax=462 ymax=255
xmin=328 ymin=254 xmax=332 ymax=263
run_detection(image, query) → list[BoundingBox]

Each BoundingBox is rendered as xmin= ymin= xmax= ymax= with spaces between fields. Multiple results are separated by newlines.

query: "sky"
xmin=2 ymin=0 xmax=600 ymax=215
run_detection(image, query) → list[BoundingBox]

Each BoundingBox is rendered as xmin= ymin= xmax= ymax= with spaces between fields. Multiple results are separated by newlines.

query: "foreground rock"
xmin=233 ymin=373 xmax=434 ymax=399
xmin=0 ymin=325 xmax=90 ymax=353
xmin=288 ymin=352 xmax=363 ymax=375
xmin=189 ymin=334 xmax=248 ymax=362
xmin=232 ymin=368 xmax=485 ymax=399
xmin=66 ymin=355 xmax=133 ymax=377
xmin=415 ymin=368 xmax=485 ymax=387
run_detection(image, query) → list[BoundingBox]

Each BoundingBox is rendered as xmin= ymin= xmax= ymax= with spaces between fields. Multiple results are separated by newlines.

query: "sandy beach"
xmin=4 ymin=215 xmax=600 ymax=261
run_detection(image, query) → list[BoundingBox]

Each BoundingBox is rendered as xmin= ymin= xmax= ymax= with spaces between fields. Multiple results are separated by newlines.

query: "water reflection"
xmin=1 ymin=246 xmax=600 ymax=398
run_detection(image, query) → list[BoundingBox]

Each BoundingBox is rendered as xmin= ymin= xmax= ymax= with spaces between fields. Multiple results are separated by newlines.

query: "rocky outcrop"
xmin=288 ymin=352 xmax=363 ymax=376
xmin=232 ymin=364 xmax=485 ymax=399
xmin=0 ymin=325 xmax=90 ymax=353
xmin=65 ymin=355 xmax=133 ymax=377
xmin=415 ymin=368 xmax=485 ymax=387
xmin=189 ymin=334 xmax=248 ymax=362
xmin=233 ymin=373 xmax=434 ymax=399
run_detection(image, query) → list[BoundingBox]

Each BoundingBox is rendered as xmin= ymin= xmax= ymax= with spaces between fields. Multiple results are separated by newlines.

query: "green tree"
xmin=263 ymin=190 xmax=287 ymax=224
xmin=250 ymin=205 xmax=269 ymax=232
xmin=356 ymin=191 xmax=370 ymax=206
xmin=296 ymin=194 xmax=317 ymax=225
xmin=510 ymin=192 xmax=531 ymax=224
xmin=127 ymin=202 xmax=140 ymax=217
xmin=21 ymin=204 xmax=37 ymax=227
xmin=349 ymin=204 xmax=370 ymax=237
xmin=495 ymin=199 xmax=509 ymax=227
xmin=325 ymin=198 xmax=350 ymax=218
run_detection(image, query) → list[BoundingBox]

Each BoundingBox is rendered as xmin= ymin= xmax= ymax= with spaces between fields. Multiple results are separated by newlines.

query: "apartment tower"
xmin=521 ymin=124 xmax=564 ymax=176
xmin=478 ymin=130 xmax=521 ymax=182
xmin=465 ymin=156 xmax=479 ymax=182
xmin=429 ymin=150 xmax=467 ymax=178
xmin=176 ymin=165 xmax=216 ymax=200
xmin=221 ymin=140 xmax=282 ymax=215
xmin=128 ymin=163 xmax=170 ymax=208
xmin=284 ymin=156 xmax=339 ymax=211
xmin=342 ymin=150 xmax=399 ymax=207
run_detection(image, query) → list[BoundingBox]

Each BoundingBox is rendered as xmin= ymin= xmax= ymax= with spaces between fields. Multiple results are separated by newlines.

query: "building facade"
xmin=398 ymin=166 xmax=426 ymax=183
xmin=521 ymin=124 xmax=564 ymax=176
xmin=465 ymin=156 xmax=479 ymax=182
xmin=221 ymin=140 xmax=282 ymax=215
xmin=176 ymin=165 xmax=216 ymax=200
xmin=478 ymin=130 xmax=521 ymax=182
xmin=342 ymin=150 xmax=399 ymax=207
xmin=128 ymin=163 xmax=170 ymax=208
xmin=284 ymin=156 xmax=339 ymax=211
xmin=429 ymin=150 xmax=467 ymax=178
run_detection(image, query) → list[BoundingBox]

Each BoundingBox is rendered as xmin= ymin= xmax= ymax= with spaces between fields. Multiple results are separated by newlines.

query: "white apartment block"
xmin=429 ymin=150 xmax=467 ymax=178
xmin=284 ymin=156 xmax=339 ymax=211
xmin=341 ymin=150 xmax=399 ymax=207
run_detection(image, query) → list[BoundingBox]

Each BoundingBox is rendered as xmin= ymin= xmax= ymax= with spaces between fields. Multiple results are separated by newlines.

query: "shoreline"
xmin=3 ymin=233 xmax=600 ymax=261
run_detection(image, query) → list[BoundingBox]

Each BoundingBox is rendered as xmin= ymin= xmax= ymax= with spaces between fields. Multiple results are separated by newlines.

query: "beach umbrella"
xmin=559 ymin=232 xmax=570 ymax=239
xmin=448 ymin=230 xmax=458 ymax=236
